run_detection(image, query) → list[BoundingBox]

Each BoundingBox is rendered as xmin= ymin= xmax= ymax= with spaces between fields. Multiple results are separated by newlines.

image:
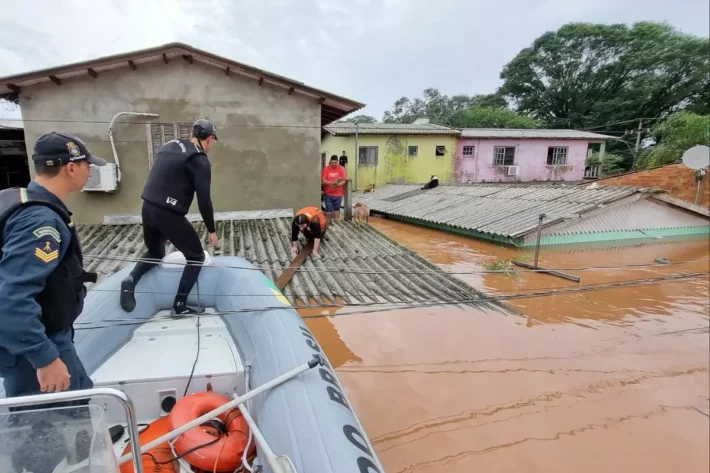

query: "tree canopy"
xmin=636 ymin=111 xmax=710 ymax=169
xmin=342 ymin=114 xmax=378 ymax=123
xmin=498 ymin=22 xmax=710 ymax=130
xmin=382 ymin=88 xmax=507 ymax=125
xmin=448 ymin=106 xmax=540 ymax=129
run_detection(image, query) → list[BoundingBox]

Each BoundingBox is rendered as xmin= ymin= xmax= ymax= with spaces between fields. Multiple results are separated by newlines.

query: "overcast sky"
xmin=1 ymin=0 xmax=708 ymax=123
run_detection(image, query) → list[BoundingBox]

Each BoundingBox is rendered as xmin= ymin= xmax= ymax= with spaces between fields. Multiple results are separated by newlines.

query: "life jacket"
xmin=295 ymin=206 xmax=327 ymax=231
xmin=0 ymin=187 xmax=96 ymax=335
xmin=141 ymin=139 xmax=206 ymax=215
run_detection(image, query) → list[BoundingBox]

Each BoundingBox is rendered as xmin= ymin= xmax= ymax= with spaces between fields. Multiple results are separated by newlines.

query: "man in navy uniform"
xmin=0 ymin=132 xmax=105 ymax=405
xmin=0 ymin=132 xmax=125 ymax=470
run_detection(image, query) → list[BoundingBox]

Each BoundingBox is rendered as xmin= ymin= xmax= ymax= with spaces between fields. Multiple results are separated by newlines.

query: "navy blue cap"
xmin=32 ymin=132 xmax=107 ymax=167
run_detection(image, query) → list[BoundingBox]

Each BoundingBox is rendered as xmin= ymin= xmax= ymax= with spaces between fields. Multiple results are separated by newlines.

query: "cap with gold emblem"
xmin=32 ymin=132 xmax=107 ymax=167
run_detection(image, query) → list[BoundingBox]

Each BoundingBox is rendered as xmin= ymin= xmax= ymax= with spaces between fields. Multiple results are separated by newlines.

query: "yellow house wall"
xmin=321 ymin=134 xmax=457 ymax=189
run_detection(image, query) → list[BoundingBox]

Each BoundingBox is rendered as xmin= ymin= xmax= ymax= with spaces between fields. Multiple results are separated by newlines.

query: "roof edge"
xmin=0 ymin=42 xmax=365 ymax=118
xmin=651 ymin=193 xmax=710 ymax=218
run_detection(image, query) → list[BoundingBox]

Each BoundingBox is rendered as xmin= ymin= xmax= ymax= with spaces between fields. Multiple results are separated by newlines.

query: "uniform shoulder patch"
xmin=32 ymin=226 xmax=62 ymax=243
xmin=34 ymin=238 xmax=59 ymax=264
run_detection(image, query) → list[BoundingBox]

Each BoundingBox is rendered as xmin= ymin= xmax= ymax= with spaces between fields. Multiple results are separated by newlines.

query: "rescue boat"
xmin=0 ymin=252 xmax=385 ymax=473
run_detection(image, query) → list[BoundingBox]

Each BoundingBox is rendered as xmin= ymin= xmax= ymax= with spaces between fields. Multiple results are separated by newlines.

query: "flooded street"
xmin=299 ymin=218 xmax=709 ymax=473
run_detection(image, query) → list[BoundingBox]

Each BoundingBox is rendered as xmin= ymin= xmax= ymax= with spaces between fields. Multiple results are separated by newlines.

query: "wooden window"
xmin=146 ymin=122 xmax=192 ymax=168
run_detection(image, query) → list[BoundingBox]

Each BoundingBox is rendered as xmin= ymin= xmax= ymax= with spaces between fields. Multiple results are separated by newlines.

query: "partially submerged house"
xmin=0 ymin=42 xmax=365 ymax=223
xmin=321 ymin=123 xmax=616 ymax=189
xmin=321 ymin=120 xmax=461 ymax=189
xmin=78 ymin=214 xmax=513 ymax=314
xmin=456 ymin=128 xmax=615 ymax=183
xmin=355 ymin=183 xmax=709 ymax=247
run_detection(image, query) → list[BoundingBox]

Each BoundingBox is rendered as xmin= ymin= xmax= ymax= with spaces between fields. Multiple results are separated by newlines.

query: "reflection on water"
xmin=298 ymin=218 xmax=710 ymax=473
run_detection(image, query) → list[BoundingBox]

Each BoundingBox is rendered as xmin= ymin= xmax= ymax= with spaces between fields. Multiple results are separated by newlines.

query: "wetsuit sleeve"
xmin=310 ymin=220 xmax=322 ymax=239
xmin=291 ymin=219 xmax=299 ymax=242
xmin=0 ymin=207 xmax=71 ymax=369
xmin=185 ymin=154 xmax=216 ymax=233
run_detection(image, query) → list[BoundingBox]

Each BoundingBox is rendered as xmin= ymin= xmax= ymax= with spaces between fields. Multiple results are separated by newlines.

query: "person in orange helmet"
xmin=291 ymin=206 xmax=327 ymax=259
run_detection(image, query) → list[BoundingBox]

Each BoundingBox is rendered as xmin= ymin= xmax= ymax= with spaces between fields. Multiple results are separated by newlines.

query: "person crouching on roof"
xmin=291 ymin=206 xmax=327 ymax=259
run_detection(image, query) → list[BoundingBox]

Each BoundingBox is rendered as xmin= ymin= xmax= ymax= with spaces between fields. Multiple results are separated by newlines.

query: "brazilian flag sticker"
xmin=260 ymin=274 xmax=291 ymax=307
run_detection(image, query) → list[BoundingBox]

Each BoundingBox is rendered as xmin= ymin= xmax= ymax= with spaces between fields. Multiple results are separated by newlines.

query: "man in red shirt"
xmin=321 ymin=155 xmax=347 ymax=222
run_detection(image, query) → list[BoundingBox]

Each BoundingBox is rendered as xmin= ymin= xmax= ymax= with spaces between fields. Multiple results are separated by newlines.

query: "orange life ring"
xmin=168 ymin=392 xmax=254 ymax=472
xmin=119 ymin=416 xmax=177 ymax=473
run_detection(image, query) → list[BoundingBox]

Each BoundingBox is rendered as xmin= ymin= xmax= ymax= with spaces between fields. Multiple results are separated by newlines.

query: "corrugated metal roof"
xmin=356 ymin=183 xmax=657 ymax=240
xmin=546 ymin=198 xmax=710 ymax=235
xmin=460 ymin=128 xmax=616 ymax=140
xmin=324 ymin=123 xmax=461 ymax=136
xmin=78 ymin=217 xmax=511 ymax=314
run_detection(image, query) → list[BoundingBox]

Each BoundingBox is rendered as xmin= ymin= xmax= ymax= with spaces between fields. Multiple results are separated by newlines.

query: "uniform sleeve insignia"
xmin=32 ymin=226 xmax=62 ymax=243
xmin=35 ymin=239 xmax=59 ymax=263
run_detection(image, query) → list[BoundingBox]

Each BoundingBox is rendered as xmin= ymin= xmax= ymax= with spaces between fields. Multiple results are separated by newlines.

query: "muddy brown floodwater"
xmin=298 ymin=217 xmax=710 ymax=473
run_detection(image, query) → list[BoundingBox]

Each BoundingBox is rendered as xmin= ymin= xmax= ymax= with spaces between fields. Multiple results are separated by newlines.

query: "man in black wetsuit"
xmin=119 ymin=119 xmax=218 ymax=315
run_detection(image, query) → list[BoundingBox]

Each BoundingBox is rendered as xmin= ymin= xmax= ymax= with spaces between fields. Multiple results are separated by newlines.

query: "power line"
xmin=581 ymin=117 xmax=664 ymax=131
xmin=79 ymin=270 xmax=709 ymax=313
xmin=82 ymin=253 xmax=710 ymax=276
xmin=72 ymin=271 xmax=709 ymax=329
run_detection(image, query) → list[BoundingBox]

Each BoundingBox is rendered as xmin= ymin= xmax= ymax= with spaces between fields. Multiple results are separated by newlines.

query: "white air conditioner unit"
xmin=506 ymin=165 xmax=520 ymax=176
xmin=82 ymin=163 xmax=118 ymax=193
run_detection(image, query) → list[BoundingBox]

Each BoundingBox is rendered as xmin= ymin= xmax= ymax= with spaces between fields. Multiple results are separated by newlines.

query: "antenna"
xmin=681 ymin=145 xmax=710 ymax=170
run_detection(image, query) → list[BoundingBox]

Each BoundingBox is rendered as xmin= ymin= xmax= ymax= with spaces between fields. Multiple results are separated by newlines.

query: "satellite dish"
xmin=681 ymin=145 xmax=710 ymax=170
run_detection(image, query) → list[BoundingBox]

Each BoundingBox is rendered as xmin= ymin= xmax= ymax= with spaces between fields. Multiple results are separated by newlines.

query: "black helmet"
xmin=295 ymin=214 xmax=309 ymax=226
xmin=192 ymin=119 xmax=218 ymax=140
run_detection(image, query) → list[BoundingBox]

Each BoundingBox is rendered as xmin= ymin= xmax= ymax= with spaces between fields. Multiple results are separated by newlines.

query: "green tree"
xmin=636 ymin=111 xmax=710 ymax=169
xmin=586 ymin=151 xmax=626 ymax=176
xmin=342 ymin=114 xmax=378 ymax=123
xmin=499 ymin=22 xmax=710 ymax=130
xmin=382 ymin=88 xmax=506 ymax=124
xmin=448 ymin=106 xmax=540 ymax=128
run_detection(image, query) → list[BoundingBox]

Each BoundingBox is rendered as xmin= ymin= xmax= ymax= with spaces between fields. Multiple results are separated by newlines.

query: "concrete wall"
xmin=455 ymin=138 xmax=590 ymax=183
xmin=321 ymin=134 xmax=458 ymax=188
xmin=598 ymin=164 xmax=710 ymax=207
xmin=19 ymin=59 xmax=321 ymax=224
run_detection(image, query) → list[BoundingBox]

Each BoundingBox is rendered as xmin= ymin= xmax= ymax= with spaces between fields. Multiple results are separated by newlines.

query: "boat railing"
xmin=0 ymin=387 xmax=144 ymax=473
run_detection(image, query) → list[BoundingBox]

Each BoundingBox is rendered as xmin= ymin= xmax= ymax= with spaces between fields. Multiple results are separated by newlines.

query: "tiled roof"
xmin=78 ymin=216 xmax=512 ymax=314
xmin=355 ymin=183 xmax=652 ymax=241
xmin=460 ymin=128 xmax=616 ymax=140
xmin=324 ymin=122 xmax=461 ymax=136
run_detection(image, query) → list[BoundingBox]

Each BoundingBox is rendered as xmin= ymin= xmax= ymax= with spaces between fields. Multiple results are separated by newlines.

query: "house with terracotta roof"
xmin=0 ymin=43 xmax=364 ymax=223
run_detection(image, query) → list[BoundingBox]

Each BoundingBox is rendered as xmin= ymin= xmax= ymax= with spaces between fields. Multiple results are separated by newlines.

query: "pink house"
xmin=455 ymin=128 xmax=615 ymax=183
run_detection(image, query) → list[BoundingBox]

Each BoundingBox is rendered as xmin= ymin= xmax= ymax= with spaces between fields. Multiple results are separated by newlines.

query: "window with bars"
xmin=462 ymin=146 xmax=475 ymax=157
xmin=493 ymin=146 xmax=515 ymax=166
xmin=147 ymin=122 xmax=193 ymax=167
xmin=358 ymin=146 xmax=378 ymax=166
xmin=547 ymin=146 xmax=568 ymax=165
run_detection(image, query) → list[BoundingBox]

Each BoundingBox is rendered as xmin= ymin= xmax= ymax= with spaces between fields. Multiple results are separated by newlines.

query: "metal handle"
xmin=0 ymin=387 xmax=144 ymax=473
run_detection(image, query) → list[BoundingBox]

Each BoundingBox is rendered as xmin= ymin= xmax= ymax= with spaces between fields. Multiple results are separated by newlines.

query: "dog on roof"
xmin=352 ymin=202 xmax=370 ymax=225
xmin=421 ymin=175 xmax=439 ymax=190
